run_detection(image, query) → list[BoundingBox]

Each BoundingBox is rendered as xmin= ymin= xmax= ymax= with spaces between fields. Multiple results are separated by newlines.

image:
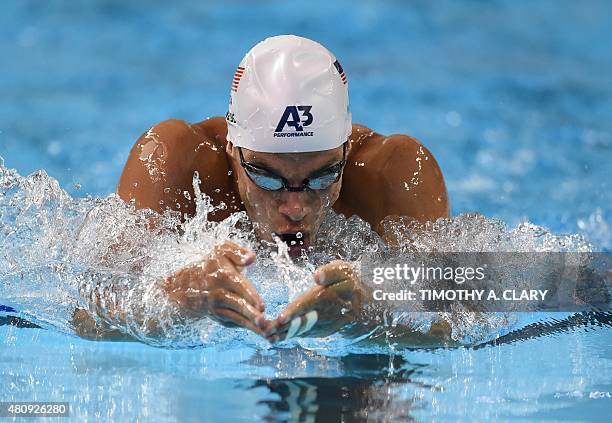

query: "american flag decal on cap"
xmin=333 ymin=60 xmax=347 ymax=85
xmin=232 ymin=66 xmax=245 ymax=92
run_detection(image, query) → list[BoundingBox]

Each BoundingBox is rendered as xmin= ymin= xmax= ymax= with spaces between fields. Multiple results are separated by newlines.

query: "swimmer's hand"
xmin=264 ymin=260 xmax=368 ymax=343
xmin=162 ymin=241 xmax=268 ymax=336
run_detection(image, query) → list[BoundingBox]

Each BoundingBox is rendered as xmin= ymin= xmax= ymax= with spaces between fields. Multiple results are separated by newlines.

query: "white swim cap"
xmin=226 ymin=35 xmax=351 ymax=153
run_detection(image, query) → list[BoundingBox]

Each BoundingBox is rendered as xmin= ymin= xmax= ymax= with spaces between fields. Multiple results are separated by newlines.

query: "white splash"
xmin=0 ymin=162 xmax=596 ymax=351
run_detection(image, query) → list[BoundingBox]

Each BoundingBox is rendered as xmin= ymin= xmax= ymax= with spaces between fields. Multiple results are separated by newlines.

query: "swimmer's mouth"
xmin=276 ymin=232 xmax=311 ymax=257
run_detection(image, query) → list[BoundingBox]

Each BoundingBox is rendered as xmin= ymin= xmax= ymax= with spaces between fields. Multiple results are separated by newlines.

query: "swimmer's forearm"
xmin=340 ymin=295 xmax=454 ymax=347
xmin=71 ymin=308 xmax=138 ymax=342
xmin=354 ymin=321 xmax=457 ymax=348
xmin=71 ymin=306 xmax=184 ymax=342
xmin=72 ymin=271 xmax=191 ymax=343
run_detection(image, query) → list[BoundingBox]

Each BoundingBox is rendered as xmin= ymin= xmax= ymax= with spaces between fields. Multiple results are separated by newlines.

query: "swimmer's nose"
xmin=278 ymin=192 xmax=312 ymax=221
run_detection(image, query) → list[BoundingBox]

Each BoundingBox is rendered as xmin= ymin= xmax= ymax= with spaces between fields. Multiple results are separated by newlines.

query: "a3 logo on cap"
xmin=274 ymin=106 xmax=314 ymax=138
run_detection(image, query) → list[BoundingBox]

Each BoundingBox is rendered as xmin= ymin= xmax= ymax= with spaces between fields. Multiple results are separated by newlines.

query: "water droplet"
xmin=296 ymin=232 xmax=303 ymax=239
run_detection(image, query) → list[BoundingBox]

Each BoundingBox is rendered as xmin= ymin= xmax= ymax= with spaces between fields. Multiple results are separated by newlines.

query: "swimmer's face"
xmin=227 ymin=142 xmax=346 ymax=256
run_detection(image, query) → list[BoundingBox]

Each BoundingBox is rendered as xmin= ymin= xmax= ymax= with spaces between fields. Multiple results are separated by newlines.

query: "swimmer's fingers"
xmin=266 ymin=280 xmax=359 ymax=343
xmin=265 ymin=286 xmax=329 ymax=341
xmin=209 ymin=289 xmax=263 ymax=324
xmin=314 ymin=260 xmax=357 ymax=286
xmin=266 ymin=310 xmax=320 ymax=344
xmin=215 ymin=257 xmax=265 ymax=312
xmin=209 ymin=290 xmax=267 ymax=336
xmin=271 ymin=285 xmax=325 ymax=331
xmin=214 ymin=308 xmax=266 ymax=336
xmin=163 ymin=242 xmax=262 ymax=320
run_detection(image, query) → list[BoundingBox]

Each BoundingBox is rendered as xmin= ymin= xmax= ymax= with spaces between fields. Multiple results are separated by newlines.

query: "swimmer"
xmin=75 ymin=35 xmax=449 ymax=342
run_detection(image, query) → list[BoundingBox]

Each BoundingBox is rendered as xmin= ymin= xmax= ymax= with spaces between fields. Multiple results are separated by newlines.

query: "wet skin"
xmin=115 ymin=117 xmax=450 ymax=342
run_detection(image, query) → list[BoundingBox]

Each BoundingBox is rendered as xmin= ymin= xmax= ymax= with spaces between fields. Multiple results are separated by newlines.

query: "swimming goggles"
xmin=238 ymin=143 xmax=347 ymax=192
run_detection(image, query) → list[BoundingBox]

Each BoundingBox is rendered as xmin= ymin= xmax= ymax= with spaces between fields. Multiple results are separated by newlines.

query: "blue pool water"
xmin=1 ymin=0 xmax=612 ymax=421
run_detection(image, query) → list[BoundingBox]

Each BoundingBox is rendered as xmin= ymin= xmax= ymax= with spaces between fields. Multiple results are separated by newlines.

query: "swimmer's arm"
xmin=71 ymin=308 xmax=138 ymax=342
xmin=69 ymin=211 xmax=167 ymax=341
xmin=346 ymin=310 xmax=456 ymax=348
xmin=70 ymin=275 xmax=177 ymax=343
xmin=77 ymin=119 xmax=209 ymax=340
xmin=71 ymin=241 xmax=267 ymax=343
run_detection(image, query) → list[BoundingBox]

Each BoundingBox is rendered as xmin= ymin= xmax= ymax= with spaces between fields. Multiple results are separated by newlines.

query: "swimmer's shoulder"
xmin=348 ymin=122 xmax=443 ymax=175
xmin=348 ymin=123 xmax=428 ymax=156
xmin=337 ymin=123 xmax=449 ymax=231
xmin=190 ymin=116 xmax=230 ymax=150
xmin=134 ymin=116 xmax=227 ymax=154
xmin=118 ymin=116 xmax=240 ymax=219
xmin=347 ymin=123 xmax=381 ymax=153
